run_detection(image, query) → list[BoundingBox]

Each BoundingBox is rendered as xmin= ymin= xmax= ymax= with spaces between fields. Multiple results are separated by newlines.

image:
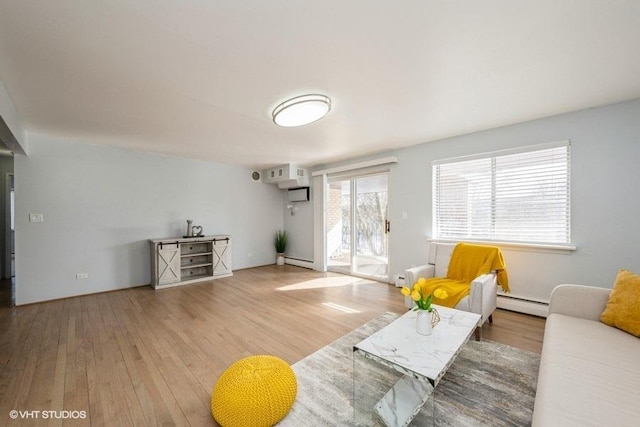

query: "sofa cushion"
xmin=600 ymin=269 xmax=640 ymax=337
xmin=532 ymin=313 xmax=640 ymax=426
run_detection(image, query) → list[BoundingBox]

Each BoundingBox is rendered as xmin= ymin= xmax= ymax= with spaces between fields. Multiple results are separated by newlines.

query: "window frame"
xmin=432 ymin=141 xmax=575 ymax=252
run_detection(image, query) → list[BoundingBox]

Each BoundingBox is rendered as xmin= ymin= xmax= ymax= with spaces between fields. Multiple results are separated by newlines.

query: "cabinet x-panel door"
xmin=158 ymin=244 xmax=180 ymax=285
xmin=213 ymin=242 xmax=231 ymax=275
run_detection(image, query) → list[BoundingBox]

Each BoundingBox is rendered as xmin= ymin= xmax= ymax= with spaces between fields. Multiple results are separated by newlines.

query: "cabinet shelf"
xmin=180 ymin=273 xmax=212 ymax=281
xmin=180 ymin=251 xmax=212 ymax=257
xmin=180 ymin=262 xmax=213 ymax=269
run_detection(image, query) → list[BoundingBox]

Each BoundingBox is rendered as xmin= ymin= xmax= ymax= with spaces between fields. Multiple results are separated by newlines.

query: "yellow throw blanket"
xmin=420 ymin=243 xmax=510 ymax=308
xmin=415 ymin=277 xmax=471 ymax=308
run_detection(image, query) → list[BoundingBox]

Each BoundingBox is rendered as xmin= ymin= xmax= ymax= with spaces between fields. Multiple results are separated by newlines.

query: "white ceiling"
xmin=0 ymin=1 xmax=639 ymax=170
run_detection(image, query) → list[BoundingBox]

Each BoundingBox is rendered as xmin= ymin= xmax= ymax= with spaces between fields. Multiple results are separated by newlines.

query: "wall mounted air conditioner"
xmin=262 ymin=164 xmax=309 ymax=189
xmin=288 ymin=187 xmax=310 ymax=202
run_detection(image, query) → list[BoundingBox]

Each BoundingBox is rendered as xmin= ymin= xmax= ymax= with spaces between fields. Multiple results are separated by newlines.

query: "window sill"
xmin=428 ymin=238 xmax=576 ymax=254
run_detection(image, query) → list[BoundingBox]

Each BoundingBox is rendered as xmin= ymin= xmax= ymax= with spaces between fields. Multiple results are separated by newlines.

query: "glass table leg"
xmin=354 ymin=349 xmax=436 ymax=427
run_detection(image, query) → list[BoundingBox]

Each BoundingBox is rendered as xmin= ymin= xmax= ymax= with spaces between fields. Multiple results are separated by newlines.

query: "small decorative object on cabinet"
xmin=150 ymin=235 xmax=232 ymax=289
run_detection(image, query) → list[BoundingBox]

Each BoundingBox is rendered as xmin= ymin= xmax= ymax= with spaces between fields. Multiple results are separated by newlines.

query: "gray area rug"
xmin=279 ymin=312 xmax=539 ymax=426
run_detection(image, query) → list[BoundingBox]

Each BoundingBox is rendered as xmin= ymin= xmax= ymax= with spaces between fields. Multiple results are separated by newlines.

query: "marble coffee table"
xmin=353 ymin=306 xmax=481 ymax=427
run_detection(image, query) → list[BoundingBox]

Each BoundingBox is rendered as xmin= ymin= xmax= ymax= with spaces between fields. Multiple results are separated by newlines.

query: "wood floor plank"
xmin=0 ymin=266 xmax=545 ymax=426
xmin=118 ymin=291 xmax=196 ymax=426
xmin=97 ymin=292 xmax=149 ymax=427
xmin=60 ymin=297 xmax=91 ymax=427
xmin=10 ymin=304 xmax=51 ymax=415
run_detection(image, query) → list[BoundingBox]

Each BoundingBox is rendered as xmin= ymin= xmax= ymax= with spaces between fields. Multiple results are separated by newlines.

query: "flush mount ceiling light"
xmin=272 ymin=94 xmax=331 ymax=127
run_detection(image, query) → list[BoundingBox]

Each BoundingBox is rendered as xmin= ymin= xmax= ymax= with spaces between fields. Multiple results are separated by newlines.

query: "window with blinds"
xmin=432 ymin=141 xmax=571 ymax=246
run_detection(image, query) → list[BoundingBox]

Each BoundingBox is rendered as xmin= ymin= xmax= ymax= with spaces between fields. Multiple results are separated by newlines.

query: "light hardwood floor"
xmin=0 ymin=265 xmax=545 ymax=426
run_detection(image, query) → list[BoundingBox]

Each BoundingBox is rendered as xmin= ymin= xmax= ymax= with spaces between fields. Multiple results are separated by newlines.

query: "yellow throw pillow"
xmin=600 ymin=269 xmax=640 ymax=337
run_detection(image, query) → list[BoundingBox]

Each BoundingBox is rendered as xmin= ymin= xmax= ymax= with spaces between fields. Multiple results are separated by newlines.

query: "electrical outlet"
xmin=76 ymin=273 xmax=88 ymax=279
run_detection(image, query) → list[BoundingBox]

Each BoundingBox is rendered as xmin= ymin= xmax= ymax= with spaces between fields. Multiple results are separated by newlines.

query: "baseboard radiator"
xmin=497 ymin=294 xmax=549 ymax=318
xmin=284 ymin=257 xmax=314 ymax=270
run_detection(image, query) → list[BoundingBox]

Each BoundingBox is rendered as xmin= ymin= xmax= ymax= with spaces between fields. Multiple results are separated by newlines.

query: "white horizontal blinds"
xmin=433 ymin=142 xmax=571 ymax=245
xmin=494 ymin=146 xmax=570 ymax=243
xmin=434 ymin=157 xmax=493 ymax=240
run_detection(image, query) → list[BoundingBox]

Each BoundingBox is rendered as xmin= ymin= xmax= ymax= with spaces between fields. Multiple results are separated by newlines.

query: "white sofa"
xmin=532 ymin=284 xmax=640 ymax=426
xmin=404 ymin=242 xmax=498 ymax=329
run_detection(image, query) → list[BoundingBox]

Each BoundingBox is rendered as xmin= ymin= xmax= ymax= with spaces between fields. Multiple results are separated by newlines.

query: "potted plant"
xmin=274 ymin=230 xmax=287 ymax=266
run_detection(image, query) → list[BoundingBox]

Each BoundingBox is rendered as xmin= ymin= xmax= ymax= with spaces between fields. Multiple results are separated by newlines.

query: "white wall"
xmin=282 ymin=186 xmax=314 ymax=261
xmin=15 ymin=135 xmax=283 ymax=305
xmin=290 ymin=99 xmax=640 ymax=303
xmin=15 ymin=98 xmax=640 ymax=306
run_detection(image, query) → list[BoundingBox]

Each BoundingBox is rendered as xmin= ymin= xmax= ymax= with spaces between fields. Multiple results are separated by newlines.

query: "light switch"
xmin=29 ymin=213 xmax=44 ymax=223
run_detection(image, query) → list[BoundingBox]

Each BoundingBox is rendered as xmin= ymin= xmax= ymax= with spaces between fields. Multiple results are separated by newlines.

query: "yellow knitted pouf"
xmin=211 ymin=355 xmax=297 ymax=427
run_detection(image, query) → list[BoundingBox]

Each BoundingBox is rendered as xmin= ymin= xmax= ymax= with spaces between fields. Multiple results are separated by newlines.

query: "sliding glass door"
xmin=326 ymin=173 xmax=389 ymax=281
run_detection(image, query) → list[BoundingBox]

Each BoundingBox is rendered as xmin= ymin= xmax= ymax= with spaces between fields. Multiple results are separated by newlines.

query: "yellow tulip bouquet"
xmin=401 ymin=278 xmax=448 ymax=311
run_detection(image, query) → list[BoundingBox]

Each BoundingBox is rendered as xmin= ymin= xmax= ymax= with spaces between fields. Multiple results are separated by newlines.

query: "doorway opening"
xmin=1 ymin=169 xmax=14 ymax=306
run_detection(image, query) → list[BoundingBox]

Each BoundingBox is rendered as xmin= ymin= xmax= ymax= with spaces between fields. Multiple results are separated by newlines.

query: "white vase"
xmin=416 ymin=310 xmax=433 ymax=336
xmin=276 ymin=253 xmax=285 ymax=266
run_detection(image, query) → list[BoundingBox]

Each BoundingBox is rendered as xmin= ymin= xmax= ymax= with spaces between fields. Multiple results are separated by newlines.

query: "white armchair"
xmin=404 ymin=242 xmax=498 ymax=339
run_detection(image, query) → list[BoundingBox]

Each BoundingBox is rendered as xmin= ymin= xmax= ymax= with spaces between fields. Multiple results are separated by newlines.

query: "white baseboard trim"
xmin=497 ymin=295 xmax=549 ymax=318
xmin=284 ymin=258 xmax=314 ymax=269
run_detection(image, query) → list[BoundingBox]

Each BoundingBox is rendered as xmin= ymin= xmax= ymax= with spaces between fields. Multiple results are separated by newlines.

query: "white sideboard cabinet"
xmin=150 ymin=235 xmax=232 ymax=289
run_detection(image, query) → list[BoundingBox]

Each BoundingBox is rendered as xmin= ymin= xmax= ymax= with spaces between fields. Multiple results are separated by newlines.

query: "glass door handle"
xmin=385 ymin=220 xmax=390 ymax=233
